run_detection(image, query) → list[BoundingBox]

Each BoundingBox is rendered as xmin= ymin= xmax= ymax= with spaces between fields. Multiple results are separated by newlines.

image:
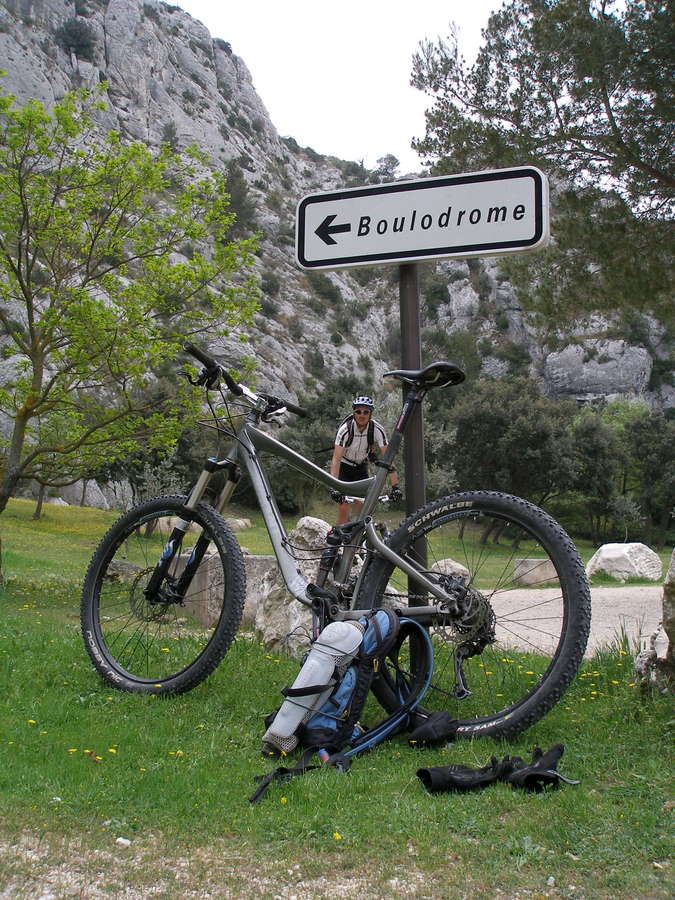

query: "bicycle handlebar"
xmin=184 ymin=342 xmax=243 ymax=396
xmin=183 ymin=342 xmax=307 ymax=417
xmin=260 ymin=393 xmax=308 ymax=418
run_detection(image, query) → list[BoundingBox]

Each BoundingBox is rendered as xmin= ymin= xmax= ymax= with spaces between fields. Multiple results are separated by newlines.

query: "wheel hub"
xmin=130 ymin=569 xmax=176 ymax=622
xmin=435 ymin=574 xmax=494 ymax=640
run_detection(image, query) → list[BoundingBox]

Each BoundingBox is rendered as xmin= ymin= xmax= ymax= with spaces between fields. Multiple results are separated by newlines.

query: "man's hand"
xmin=330 ymin=490 xmax=346 ymax=504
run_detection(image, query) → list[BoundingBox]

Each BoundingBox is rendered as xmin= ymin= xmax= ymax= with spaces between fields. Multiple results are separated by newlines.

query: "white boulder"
xmin=431 ymin=558 xmax=471 ymax=578
xmin=241 ymin=554 xmax=276 ymax=625
xmin=586 ymin=543 xmax=663 ymax=583
xmin=514 ymin=558 xmax=560 ymax=586
xmin=224 ymin=517 xmax=252 ymax=532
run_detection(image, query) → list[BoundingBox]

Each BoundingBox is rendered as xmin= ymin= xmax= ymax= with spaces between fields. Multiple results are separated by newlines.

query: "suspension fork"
xmin=143 ymin=459 xmax=240 ymax=602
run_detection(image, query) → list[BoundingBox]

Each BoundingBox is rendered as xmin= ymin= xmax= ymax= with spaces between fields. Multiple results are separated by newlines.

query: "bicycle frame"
xmin=176 ymin=388 xmax=455 ymax=622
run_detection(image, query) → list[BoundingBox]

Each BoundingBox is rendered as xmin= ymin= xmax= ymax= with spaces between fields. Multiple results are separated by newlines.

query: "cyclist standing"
xmin=330 ymin=395 xmax=401 ymax=524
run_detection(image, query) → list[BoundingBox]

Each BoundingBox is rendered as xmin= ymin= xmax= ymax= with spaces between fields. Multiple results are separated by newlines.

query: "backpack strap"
xmin=343 ymin=415 xmax=355 ymax=448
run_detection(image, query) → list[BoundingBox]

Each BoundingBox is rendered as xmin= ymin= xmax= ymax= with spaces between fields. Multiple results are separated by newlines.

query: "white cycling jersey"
xmin=334 ymin=417 xmax=387 ymax=465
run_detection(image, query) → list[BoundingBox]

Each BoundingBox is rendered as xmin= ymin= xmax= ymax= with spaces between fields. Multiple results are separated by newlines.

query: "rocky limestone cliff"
xmin=0 ymin=0 xmax=672 ymax=410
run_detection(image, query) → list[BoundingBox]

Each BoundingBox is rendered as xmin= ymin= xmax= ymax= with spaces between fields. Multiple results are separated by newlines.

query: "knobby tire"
xmin=358 ymin=491 xmax=591 ymax=739
xmin=80 ymin=495 xmax=246 ymax=694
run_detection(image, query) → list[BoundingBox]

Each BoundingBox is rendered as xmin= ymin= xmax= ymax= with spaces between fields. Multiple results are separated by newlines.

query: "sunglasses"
xmin=354 ymin=409 xmax=371 ymax=416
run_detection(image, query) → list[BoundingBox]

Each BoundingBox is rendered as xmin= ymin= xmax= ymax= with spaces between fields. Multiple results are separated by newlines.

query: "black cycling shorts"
xmin=339 ymin=460 xmax=368 ymax=482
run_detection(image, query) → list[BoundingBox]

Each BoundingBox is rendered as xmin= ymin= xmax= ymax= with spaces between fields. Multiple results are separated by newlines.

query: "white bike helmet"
xmin=352 ymin=395 xmax=374 ymax=409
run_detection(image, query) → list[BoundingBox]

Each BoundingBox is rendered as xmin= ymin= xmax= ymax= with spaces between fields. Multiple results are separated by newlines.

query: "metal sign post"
xmin=399 ymin=262 xmax=427 ymax=604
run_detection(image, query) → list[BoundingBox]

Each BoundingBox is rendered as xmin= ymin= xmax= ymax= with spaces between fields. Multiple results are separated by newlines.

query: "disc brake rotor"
xmin=129 ymin=568 xmax=174 ymax=622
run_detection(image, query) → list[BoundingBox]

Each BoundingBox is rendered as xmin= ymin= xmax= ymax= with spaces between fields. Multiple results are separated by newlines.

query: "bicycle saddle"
xmin=384 ymin=361 xmax=465 ymax=389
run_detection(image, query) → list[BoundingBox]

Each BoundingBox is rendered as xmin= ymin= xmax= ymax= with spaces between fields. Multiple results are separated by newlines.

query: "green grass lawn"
xmin=0 ymin=499 xmax=673 ymax=898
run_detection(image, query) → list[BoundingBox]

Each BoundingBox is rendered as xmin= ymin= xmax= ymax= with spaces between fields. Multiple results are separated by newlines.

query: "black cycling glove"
xmin=417 ymin=755 xmax=517 ymax=793
xmin=505 ymin=744 xmax=579 ymax=792
xmin=417 ymin=744 xmax=578 ymax=794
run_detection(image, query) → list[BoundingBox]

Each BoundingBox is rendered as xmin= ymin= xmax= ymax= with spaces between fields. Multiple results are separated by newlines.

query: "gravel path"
xmin=584 ymin=584 xmax=665 ymax=654
xmin=496 ymin=584 xmax=665 ymax=656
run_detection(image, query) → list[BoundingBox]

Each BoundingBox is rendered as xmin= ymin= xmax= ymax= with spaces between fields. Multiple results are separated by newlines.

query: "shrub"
xmin=161 ymin=121 xmax=178 ymax=151
xmin=55 ymin=18 xmax=96 ymax=60
xmin=305 ymin=346 xmax=325 ymax=376
xmin=351 ymin=266 xmax=378 ymax=287
xmin=261 ymin=270 xmax=280 ymax=296
xmin=143 ymin=4 xmax=161 ymax=24
xmin=306 ymin=271 xmax=343 ymax=306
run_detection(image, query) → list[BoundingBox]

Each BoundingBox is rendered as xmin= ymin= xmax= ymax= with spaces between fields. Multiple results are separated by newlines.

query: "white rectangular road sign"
xmin=296 ymin=166 xmax=549 ymax=270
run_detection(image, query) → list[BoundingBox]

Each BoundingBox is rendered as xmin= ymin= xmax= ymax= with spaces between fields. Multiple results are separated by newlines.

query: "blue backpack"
xmin=250 ymin=611 xmax=434 ymax=803
xmin=299 ymin=609 xmax=400 ymax=753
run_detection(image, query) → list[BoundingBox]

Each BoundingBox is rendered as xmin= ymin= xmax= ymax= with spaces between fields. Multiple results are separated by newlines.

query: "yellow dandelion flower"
xmin=108 ymin=748 xmax=117 ymax=754
xmin=280 ymin=797 xmax=288 ymax=804
xmin=333 ymin=832 xmax=343 ymax=840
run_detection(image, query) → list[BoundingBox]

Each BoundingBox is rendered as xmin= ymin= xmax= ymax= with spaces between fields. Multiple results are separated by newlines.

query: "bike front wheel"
xmin=81 ymin=495 xmax=246 ymax=694
xmin=359 ymin=491 xmax=591 ymax=739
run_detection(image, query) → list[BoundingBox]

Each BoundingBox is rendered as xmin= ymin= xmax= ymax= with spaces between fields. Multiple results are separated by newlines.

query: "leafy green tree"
xmin=449 ymin=377 xmax=577 ymax=504
xmin=370 ymin=154 xmax=400 ymax=183
xmin=0 ymin=87 xmax=258 ymax=516
xmin=624 ymin=410 xmax=675 ymax=548
xmin=568 ymin=411 xmax=620 ymax=542
xmin=412 ymin=0 xmax=674 ymax=325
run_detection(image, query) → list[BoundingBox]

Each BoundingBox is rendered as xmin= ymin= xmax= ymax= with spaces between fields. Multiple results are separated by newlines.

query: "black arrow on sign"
xmin=315 ymin=214 xmax=351 ymax=246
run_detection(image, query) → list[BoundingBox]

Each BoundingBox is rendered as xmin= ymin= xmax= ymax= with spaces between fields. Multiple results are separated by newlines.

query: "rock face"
xmin=544 ymin=341 xmax=652 ymax=401
xmin=241 ymin=553 xmax=275 ymax=625
xmin=586 ymin=542 xmax=663 ymax=583
xmin=662 ymin=550 xmax=675 ymax=678
xmin=253 ymin=516 xmax=330 ymax=656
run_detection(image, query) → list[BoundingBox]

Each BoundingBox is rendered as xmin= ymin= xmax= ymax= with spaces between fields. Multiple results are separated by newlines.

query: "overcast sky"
xmin=177 ymin=1 xmax=500 ymax=174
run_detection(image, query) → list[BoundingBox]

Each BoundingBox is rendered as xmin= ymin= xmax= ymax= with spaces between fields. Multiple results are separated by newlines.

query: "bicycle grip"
xmin=184 ymin=342 xmax=217 ymax=368
xmin=183 ymin=343 xmax=243 ymax=396
xmin=285 ymin=400 xmax=307 ymax=418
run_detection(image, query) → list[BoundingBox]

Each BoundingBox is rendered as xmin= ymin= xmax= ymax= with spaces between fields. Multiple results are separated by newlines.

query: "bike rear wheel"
xmin=81 ymin=495 xmax=245 ymax=694
xmin=359 ymin=491 xmax=591 ymax=739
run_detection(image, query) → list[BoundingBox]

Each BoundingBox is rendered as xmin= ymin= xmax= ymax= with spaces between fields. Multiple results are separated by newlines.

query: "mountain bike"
xmin=80 ymin=343 xmax=591 ymax=740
